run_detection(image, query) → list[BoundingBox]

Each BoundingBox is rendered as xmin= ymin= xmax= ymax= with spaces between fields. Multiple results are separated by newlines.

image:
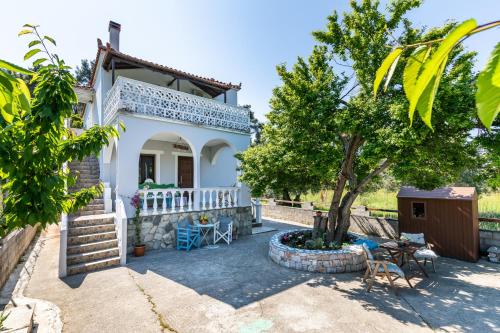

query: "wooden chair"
xmin=362 ymin=243 xmax=413 ymax=294
xmin=400 ymin=232 xmax=438 ymax=272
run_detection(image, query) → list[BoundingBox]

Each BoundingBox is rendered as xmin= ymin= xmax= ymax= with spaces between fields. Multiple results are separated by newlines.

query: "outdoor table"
xmin=194 ymin=222 xmax=217 ymax=246
xmin=379 ymin=241 xmax=429 ymax=278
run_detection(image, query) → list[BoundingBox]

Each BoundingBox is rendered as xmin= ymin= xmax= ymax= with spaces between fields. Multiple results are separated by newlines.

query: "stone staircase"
xmin=67 ymin=156 xmax=120 ymax=275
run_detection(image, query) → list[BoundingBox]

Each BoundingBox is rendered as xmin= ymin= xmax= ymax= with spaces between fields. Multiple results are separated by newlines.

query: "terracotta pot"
xmin=134 ymin=244 xmax=146 ymax=257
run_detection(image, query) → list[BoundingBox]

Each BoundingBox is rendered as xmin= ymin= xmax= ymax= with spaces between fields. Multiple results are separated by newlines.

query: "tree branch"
xmin=353 ymin=159 xmax=391 ymax=193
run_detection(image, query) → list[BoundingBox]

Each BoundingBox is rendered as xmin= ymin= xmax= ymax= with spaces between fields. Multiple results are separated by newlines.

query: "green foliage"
xmin=239 ymin=0 xmax=479 ymax=241
xmin=476 ymin=41 xmax=500 ymax=129
xmin=75 ymin=59 xmax=95 ymax=86
xmin=0 ymin=25 xmax=121 ymax=237
xmin=375 ymin=19 xmax=500 ymax=129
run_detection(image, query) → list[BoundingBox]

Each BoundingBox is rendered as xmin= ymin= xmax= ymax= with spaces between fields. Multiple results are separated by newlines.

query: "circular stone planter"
xmin=269 ymin=230 xmax=367 ymax=273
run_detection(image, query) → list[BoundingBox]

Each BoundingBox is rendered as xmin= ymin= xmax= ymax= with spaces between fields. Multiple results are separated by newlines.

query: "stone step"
xmin=67 ymin=256 xmax=120 ymax=275
xmin=68 ymin=223 xmax=115 ymax=236
xmin=74 ymin=173 xmax=100 ymax=179
xmin=67 ymin=239 xmax=118 ymax=254
xmin=79 ymin=203 xmax=105 ymax=212
xmin=68 ymin=231 xmax=117 ymax=246
xmin=68 ymin=213 xmax=115 ymax=227
xmin=67 ymin=247 xmax=120 ymax=265
xmin=70 ymin=209 xmax=106 ymax=217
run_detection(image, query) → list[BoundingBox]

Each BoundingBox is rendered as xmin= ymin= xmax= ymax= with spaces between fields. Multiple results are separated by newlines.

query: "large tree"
xmin=238 ymin=0 xmax=479 ymax=243
xmin=75 ymin=59 xmax=94 ymax=86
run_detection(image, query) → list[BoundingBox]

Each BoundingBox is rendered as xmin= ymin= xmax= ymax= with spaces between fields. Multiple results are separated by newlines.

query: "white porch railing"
xmin=103 ymin=77 xmax=250 ymax=133
xmin=138 ymin=187 xmax=240 ymax=215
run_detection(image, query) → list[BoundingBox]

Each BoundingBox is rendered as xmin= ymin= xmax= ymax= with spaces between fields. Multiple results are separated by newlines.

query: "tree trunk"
xmin=333 ymin=159 xmax=391 ymax=243
xmin=326 ymin=135 xmax=362 ymax=242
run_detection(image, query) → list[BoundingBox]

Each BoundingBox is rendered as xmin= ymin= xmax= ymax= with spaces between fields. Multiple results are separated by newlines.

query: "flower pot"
xmin=134 ymin=244 xmax=146 ymax=257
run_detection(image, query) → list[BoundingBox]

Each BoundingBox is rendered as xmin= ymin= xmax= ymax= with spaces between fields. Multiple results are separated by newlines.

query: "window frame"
xmin=411 ymin=201 xmax=427 ymax=220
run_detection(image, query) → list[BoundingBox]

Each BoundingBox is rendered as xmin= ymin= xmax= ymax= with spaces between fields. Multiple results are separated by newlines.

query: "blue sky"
xmin=1 ymin=0 xmax=499 ymax=120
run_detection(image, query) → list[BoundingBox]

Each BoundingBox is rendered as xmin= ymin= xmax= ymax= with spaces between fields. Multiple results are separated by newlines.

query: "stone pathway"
xmin=24 ymin=220 xmax=500 ymax=333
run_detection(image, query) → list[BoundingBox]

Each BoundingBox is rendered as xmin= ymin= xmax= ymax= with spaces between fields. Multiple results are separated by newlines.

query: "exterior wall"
xmin=0 ymin=225 xmax=38 ymax=290
xmin=114 ymin=114 xmax=251 ymax=217
xmin=200 ymin=146 xmax=237 ymax=187
xmin=114 ymin=69 xmax=213 ymax=99
xmin=127 ymin=206 xmax=252 ymax=252
xmin=398 ymin=197 xmax=479 ymax=262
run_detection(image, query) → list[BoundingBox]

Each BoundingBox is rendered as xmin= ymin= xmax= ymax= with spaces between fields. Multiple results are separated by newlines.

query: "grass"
xmin=302 ymin=189 xmax=500 ymax=230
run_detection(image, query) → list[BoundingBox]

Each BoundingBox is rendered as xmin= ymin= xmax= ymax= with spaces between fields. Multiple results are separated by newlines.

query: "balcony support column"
xmin=193 ymin=149 xmax=201 ymax=211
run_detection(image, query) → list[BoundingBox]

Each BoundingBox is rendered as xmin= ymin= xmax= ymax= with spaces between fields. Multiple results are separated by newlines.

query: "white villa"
xmin=63 ymin=21 xmax=253 ymax=275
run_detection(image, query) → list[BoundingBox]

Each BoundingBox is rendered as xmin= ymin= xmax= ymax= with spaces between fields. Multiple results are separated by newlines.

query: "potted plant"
xmin=199 ymin=214 xmax=209 ymax=225
xmin=131 ymin=192 xmax=146 ymax=256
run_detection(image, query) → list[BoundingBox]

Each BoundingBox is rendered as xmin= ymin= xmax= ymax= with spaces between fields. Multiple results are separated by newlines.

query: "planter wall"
xmin=268 ymin=230 xmax=367 ymax=273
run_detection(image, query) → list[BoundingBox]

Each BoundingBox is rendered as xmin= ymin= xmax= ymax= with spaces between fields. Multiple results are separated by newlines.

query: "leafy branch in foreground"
xmin=374 ymin=19 xmax=500 ymax=129
xmin=0 ymin=25 xmax=121 ymax=237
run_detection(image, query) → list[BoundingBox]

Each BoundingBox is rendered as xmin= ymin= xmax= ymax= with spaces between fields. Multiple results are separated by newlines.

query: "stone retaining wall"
xmin=127 ymin=206 xmax=253 ymax=253
xmin=479 ymin=229 xmax=500 ymax=252
xmin=268 ymin=230 xmax=367 ymax=273
xmin=0 ymin=225 xmax=38 ymax=290
xmin=262 ymin=204 xmax=398 ymax=238
xmin=262 ymin=204 xmax=314 ymax=225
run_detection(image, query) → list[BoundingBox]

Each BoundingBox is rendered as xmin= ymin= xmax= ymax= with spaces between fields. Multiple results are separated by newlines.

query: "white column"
xmin=142 ymin=191 xmax=148 ymax=215
xmin=161 ymin=191 xmax=167 ymax=213
xmin=201 ymin=190 xmax=206 ymax=210
xmin=152 ymin=192 xmax=158 ymax=214
xmin=170 ymin=190 xmax=175 ymax=213
xmin=193 ymin=150 xmax=201 ymax=210
xmin=179 ymin=191 xmax=185 ymax=212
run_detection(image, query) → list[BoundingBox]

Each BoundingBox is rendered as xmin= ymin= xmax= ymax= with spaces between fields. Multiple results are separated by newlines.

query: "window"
xmin=139 ymin=154 xmax=155 ymax=183
xmin=412 ymin=202 xmax=426 ymax=219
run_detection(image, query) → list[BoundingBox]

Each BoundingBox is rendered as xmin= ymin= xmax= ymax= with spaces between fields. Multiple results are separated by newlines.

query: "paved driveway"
xmin=25 ymin=219 xmax=500 ymax=333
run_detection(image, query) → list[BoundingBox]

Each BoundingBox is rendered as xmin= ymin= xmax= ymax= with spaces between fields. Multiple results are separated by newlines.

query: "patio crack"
xmin=127 ymin=270 xmax=178 ymax=333
xmin=400 ymin=295 xmax=435 ymax=331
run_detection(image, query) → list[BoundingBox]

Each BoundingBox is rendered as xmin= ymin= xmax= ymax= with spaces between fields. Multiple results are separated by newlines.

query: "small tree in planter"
xmin=130 ymin=193 xmax=145 ymax=256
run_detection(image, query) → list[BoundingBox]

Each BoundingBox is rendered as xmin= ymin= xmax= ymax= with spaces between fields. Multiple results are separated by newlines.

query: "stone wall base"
xmin=127 ymin=206 xmax=253 ymax=253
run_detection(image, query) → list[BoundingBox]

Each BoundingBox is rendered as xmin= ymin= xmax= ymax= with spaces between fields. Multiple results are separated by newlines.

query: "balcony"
xmin=103 ymin=77 xmax=250 ymax=132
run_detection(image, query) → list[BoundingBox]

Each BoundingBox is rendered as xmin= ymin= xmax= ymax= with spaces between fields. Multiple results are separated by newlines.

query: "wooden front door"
xmin=139 ymin=154 xmax=155 ymax=183
xmin=177 ymin=156 xmax=193 ymax=188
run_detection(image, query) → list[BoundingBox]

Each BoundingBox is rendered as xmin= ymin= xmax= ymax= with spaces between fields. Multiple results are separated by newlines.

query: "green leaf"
xmin=33 ymin=58 xmax=47 ymax=67
xmin=0 ymin=59 xmax=34 ymax=75
xmin=28 ymin=40 xmax=41 ymax=48
xmin=409 ymin=19 xmax=477 ymax=126
xmin=18 ymin=29 xmax=32 ymax=36
xmin=23 ymin=24 xmax=36 ymax=28
xmin=384 ymin=54 xmax=401 ymax=92
xmin=374 ymin=47 xmax=403 ymax=97
xmin=16 ymin=78 xmax=31 ymax=101
xmin=403 ymin=46 xmax=430 ymax=100
xmin=476 ymin=41 xmax=500 ymax=129
xmin=24 ymin=49 xmax=41 ymax=61
xmin=0 ymin=71 xmax=15 ymax=92
xmin=44 ymin=36 xmax=56 ymax=46
xmin=415 ymin=55 xmax=448 ymax=128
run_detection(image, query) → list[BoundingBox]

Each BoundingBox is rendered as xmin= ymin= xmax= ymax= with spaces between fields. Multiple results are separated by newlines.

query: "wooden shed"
xmin=397 ymin=187 xmax=479 ymax=262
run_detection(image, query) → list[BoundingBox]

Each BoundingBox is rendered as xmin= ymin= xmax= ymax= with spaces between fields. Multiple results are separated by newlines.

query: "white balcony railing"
xmin=103 ymin=77 xmax=250 ymax=132
xmin=138 ymin=187 xmax=239 ymax=215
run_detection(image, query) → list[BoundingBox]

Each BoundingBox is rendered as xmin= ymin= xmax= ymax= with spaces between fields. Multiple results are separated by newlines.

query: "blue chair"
xmin=176 ymin=225 xmax=201 ymax=251
xmin=354 ymin=238 xmax=379 ymax=250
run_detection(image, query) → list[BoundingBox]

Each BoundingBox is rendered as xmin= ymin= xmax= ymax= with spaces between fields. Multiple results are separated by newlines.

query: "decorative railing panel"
xmin=138 ymin=187 xmax=240 ymax=215
xmin=103 ymin=77 xmax=250 ymax=132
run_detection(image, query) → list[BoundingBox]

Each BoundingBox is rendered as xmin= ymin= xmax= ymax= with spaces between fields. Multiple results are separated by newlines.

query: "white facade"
xmin=82 ymin=48 xmax=251 ymax=218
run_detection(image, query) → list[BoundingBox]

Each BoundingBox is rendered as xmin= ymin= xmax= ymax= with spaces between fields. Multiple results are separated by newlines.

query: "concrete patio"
xmin=24 ymin=219 xmax=500 ymax=332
